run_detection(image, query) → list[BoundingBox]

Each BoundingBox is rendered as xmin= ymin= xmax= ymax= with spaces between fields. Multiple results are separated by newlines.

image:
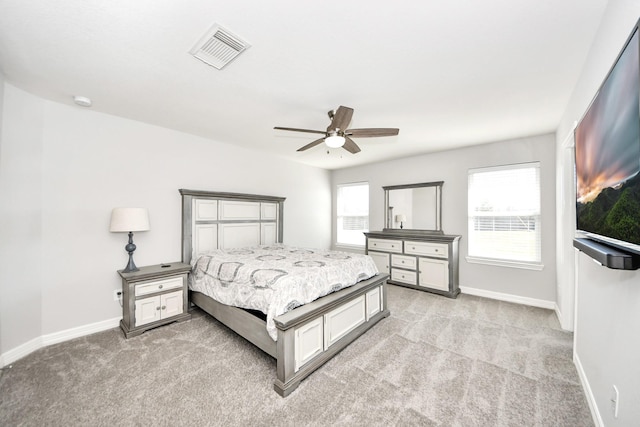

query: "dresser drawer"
xmin=135 ymin=276 xmax=184 ymax=297
xmin=405 ymin=241 xmax=448 ymax=258
xmin=368 ymin=238 xmax=403 ymax=253
xmin=391 ymin=268 xmax=417 ymax=285
xmin=391 ymin=254 xmax=417 ymax=270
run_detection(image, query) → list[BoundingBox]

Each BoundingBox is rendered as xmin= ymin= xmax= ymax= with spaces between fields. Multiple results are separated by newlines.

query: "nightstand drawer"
xmin=368 ymin=238 xmax=403 ymax=253
xmin=135 ymin=277 xmax=183 ymax=297
xmin=391 ymin=268 xmax=417 ymax=285
xmin=405 ymin=241 xmax=448 ymax=258
xmin=391 ymin=254 xmax=417 ymax=269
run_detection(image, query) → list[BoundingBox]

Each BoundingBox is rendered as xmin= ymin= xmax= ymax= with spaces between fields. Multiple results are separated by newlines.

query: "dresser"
xmin=364 ymin=231 xmax=461 ymax=298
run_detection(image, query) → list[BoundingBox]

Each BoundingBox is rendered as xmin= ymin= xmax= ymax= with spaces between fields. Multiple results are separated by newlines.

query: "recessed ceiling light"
xmin=73 ymin=96 xmax=92 ymax=107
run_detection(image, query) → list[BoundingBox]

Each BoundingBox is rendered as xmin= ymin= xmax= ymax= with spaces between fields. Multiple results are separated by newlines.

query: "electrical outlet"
xmin=113 ymin=290 xmax=122 ymax=302
xmin=611 ymin=385 xmax=619 ymax=418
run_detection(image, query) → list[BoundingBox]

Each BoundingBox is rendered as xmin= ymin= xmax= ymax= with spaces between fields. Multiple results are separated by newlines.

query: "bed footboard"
xmin=273 ymin=274 xmax=390 ymax=397
xmin=191 ymin=275 xmax=389 ymax=397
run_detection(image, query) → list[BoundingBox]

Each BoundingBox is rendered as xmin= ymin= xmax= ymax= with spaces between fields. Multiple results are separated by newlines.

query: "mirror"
xmin=383 ymin=181 xmax=443 ymax=233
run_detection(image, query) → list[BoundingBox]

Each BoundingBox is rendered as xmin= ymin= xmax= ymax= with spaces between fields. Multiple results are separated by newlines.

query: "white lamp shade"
xmin=395 ymin=214 xmax=407 ymax=222
xmin=325 ymin=135 xmax=346 ymax=148
xmin=109 ymin=208 xmax=150 ymax=232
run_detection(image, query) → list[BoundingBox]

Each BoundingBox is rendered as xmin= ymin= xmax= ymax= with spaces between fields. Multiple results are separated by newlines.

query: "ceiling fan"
xmin=274 ymin=106 xmax=399 ymax=154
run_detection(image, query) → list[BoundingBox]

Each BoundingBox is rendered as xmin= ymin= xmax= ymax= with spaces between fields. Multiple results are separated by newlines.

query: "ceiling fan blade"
xmin=342 ymin=136 xmax=361 ymax=154
xmin=345 ymin=128 xmax=399 ymax=138
xmin=297 ymin=137 xmax=326 ymax=152
xmin=327 ymin=106 xmax=354 ymax=132
xmin=274 ymin=126 xmax=327 ymax=135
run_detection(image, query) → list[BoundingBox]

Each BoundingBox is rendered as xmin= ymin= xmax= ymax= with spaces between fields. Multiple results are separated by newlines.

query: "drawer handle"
xmin=161 ymin=305 xmax=166 ymax=310
xmin=401 ymin=260 xmax=405 ymax=264
xmin=412 ymin=246 xmax=415 ymax=250
xmin=158 ymin=284 xmax=163 ymax=289
xmin=156 ymin=306 xmax=161 ymax=311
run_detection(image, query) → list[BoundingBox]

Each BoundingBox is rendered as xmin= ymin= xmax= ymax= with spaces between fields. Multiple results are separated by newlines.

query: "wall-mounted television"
xmin=575 ymin=19 xmax=640 ymax=256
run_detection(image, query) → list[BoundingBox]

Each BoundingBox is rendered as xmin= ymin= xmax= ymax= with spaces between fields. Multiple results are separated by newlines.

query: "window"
xmin=467 ymin=163 xmax=542 ymax=269
xmin=336 ymin=182 xmax=369 ymax=246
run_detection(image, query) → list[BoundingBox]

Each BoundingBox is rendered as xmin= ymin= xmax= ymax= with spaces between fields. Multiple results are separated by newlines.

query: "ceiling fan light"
xmin=325 ymin=135 xmax=345 ymax=148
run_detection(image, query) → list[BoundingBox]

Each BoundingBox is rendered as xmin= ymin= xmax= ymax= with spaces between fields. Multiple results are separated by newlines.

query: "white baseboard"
xmin=0 ymin=336 xmax=43 ymax=368
xmin=1 ymin=317 xmax=121 ymax=367
xmin=574 ymin=352 xmax=603 ymax=427
xmin=460 ymin=286 xmax=556 ymax=310
xmin=553 ymin=299 xmax=576 ymax=332
xmin=42 ymin=317 xmax=120 ymax=346
xmin=554 ymin=302 xmax=562 ymax=323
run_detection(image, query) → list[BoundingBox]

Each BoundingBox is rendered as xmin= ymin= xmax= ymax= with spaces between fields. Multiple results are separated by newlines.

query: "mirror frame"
xmin=383 ymin=181 xmax=444 ymax=234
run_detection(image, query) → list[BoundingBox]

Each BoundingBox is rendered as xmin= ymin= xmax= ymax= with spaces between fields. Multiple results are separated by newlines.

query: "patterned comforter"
xmin=189 ymin=245 xmax=379 ymax=340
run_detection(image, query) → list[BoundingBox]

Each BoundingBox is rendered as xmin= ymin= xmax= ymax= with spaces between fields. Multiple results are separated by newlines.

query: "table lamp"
xmin=110 ymin=208 xmax=150 ymax=272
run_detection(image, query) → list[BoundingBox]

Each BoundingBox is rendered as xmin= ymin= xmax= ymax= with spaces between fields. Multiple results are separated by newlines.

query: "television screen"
xmin=575 ymin=22 xmax=640 ymax=254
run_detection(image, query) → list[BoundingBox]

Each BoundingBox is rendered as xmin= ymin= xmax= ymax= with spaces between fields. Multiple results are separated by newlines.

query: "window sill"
xmin=334 ymin=243 xmax=365 ymax=252
xmin=465 ymin=256 xmax=544 ymax=271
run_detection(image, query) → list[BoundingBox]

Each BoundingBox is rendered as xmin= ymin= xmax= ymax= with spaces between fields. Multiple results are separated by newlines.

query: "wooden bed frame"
xmin=180 ymin=189 xmax=390 ymax=396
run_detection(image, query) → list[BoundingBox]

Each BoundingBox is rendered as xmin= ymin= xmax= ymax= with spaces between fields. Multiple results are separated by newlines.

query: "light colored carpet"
xmin=0 ymin=285 xmax=593 ymax=426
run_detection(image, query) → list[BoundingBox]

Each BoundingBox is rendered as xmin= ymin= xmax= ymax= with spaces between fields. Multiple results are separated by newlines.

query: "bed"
xmin=180 ymin=189 xmax=390 ymax=396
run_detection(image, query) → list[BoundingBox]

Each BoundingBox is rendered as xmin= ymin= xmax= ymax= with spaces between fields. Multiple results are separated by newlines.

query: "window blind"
xmin=337 ymin=182 xmax=369 ymax=246
xmin=468 ymin=163 xmax=541 ymax=263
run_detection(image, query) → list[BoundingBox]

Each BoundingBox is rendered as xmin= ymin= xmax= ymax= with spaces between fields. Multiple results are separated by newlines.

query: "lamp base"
xmin=122 ymin=232 xmax=139 ymax=273
xmin=122 ymin=256 xmax=139 ymax=273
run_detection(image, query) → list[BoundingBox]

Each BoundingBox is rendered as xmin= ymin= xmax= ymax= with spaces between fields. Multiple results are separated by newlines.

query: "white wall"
xmin=0 ymin=71 xmax=5 ymax=354
xmin=0 ymin=71 xmax=3 ymax=148
xmin=332 ymin=133 xmax=557 ymax=304
xmin=555 ymin=0 xmax=640 ymax=425
xmin=0 ymin=83 xmax=331 ymax=360
xmin=0 ymin=85 xmax=44 ymax=358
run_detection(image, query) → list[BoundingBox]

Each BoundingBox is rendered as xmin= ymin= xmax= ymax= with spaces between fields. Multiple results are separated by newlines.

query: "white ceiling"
xmin=0 ymin=0 xmax=608 ymax=170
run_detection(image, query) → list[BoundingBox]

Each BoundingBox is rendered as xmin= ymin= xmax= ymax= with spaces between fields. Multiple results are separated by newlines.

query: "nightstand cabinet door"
xmin=135 ymin=296 xmax=161 ymax=327
xmin=162 ymin=290 xmax=184 ymax=318
xmin=134 ymin=290 xmax=184 ymax=327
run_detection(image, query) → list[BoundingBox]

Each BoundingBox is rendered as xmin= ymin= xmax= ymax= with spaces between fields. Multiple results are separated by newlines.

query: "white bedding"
xmin=189 ymin=245 xmax=379 ymax=340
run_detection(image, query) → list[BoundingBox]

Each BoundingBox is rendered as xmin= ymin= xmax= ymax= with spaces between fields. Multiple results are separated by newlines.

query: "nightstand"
xmin=118 ymin=262 xmax=192 ymax=338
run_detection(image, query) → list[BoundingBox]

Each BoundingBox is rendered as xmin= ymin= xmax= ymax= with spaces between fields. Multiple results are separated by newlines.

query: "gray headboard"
xmin=179 ymin=189 xmax=285 ymax=264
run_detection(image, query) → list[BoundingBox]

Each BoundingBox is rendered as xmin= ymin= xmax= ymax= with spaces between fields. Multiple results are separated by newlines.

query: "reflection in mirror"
xmin=384 ymin=181 xmax=443 ymax=233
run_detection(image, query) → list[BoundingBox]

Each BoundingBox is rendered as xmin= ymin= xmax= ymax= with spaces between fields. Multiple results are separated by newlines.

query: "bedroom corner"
xmin=0 ymin=85 xmax=333 ymax=365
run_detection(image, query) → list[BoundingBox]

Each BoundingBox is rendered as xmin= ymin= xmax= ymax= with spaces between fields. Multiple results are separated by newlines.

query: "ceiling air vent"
xmin=189 ymin=24 xmax=250 ymax=70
